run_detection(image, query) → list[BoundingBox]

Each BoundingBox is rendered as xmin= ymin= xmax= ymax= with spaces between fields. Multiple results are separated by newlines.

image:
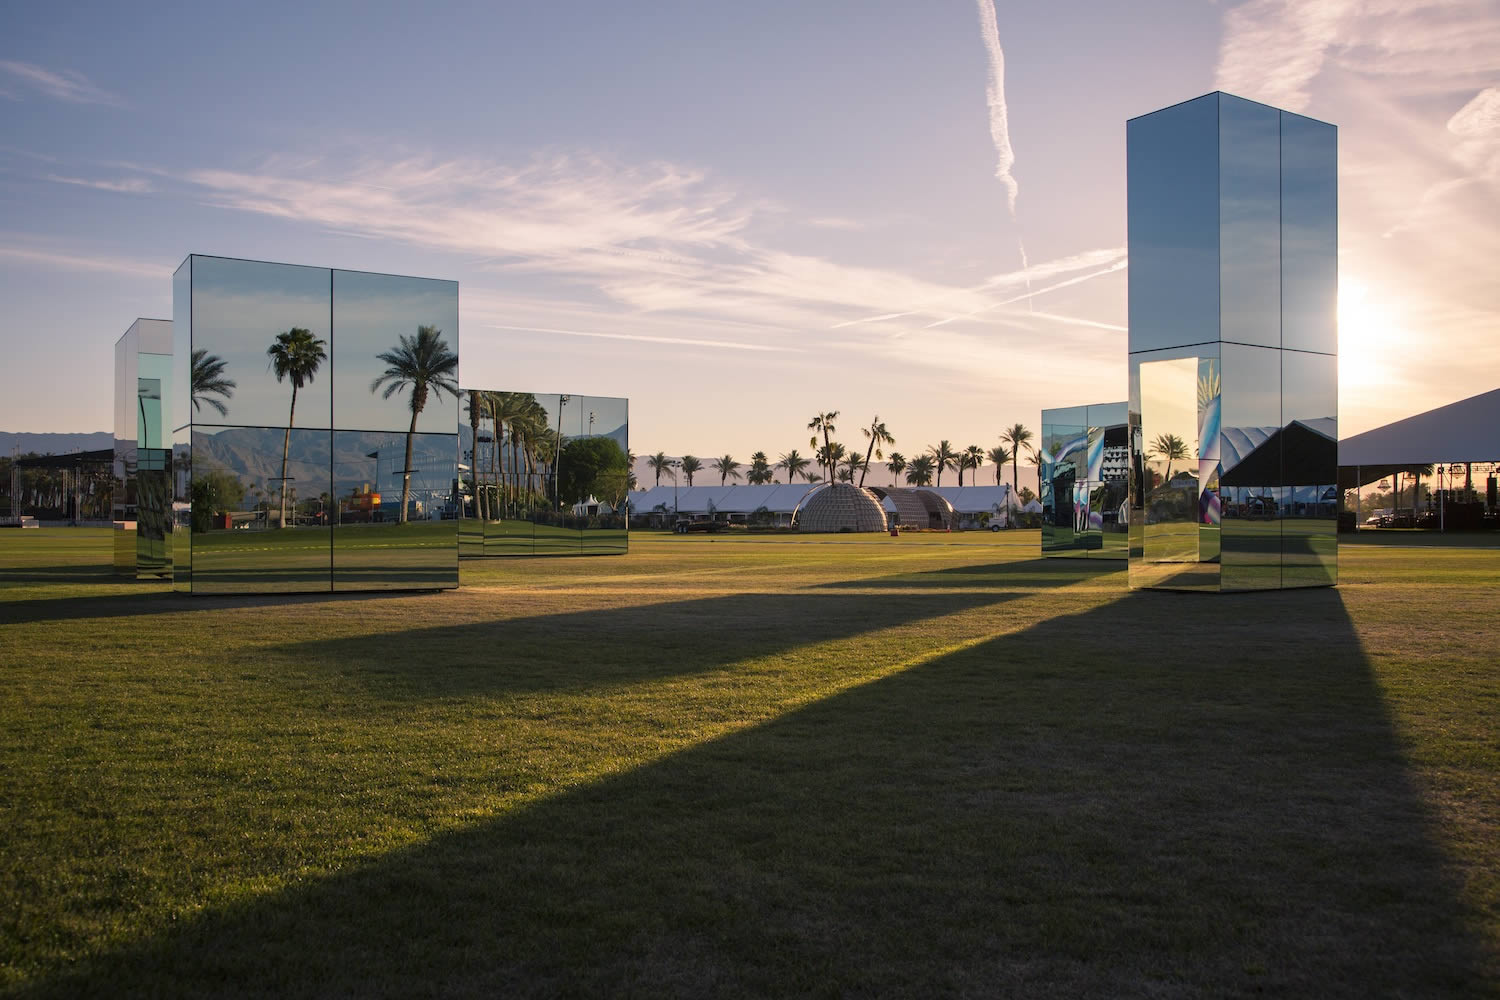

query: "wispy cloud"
xmin=44 ymin=174 xmax=152 ymax=194
xmin=1214 ymin=0 xmax=1358 ymax=111
xmin=0 ymin=241 xmax=165 ymax=279
xmin=973 ymin=0 xmax=1031 ymax=297
xmin=0 ymin=60 xmax=125 ymax=107
xmin=481 ymin=323 xmax=801 ymax=354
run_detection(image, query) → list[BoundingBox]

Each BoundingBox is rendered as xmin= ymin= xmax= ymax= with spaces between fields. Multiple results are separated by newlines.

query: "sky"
xmin=1 ymin=0 xmax=1496 ymax=465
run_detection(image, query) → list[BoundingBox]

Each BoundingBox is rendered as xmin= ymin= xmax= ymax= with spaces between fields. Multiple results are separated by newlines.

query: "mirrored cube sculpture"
xmin=1041 ymin=402 xmax=1127 ymax=560
xmin=1127 ymin=93 xmax=1337 ymax=591
xmin=113 ymin=318 xmax=174 ymax=578
xmin=170 ymin=255 xmax=459 ymax=593
xmin=456 ymin=389 xmax=629 ymax=559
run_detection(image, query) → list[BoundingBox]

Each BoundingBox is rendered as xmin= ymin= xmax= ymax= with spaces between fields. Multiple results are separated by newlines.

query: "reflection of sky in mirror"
xmin=191 ymin=257 xmax=331 ymax=429
xmin=1282 ymin=350 xmax=1337 ymax=427
xmin=1140 ymin=357 xmax=1198 ymax=473
xmin=1219 ymin=344 xmax=1282 ymax=474
xmin=577 ymin=395 xmax=627 ymax=447
xmin=1219 ymin=95 xmax=1281 ymax=349
xmin=1280 ymin=114 xmax=1338 ymax=355
xmin=1127 ymin=95 xmax=1219 ymax=354
xmin=332 ymin=270 xmax=459 ymax=434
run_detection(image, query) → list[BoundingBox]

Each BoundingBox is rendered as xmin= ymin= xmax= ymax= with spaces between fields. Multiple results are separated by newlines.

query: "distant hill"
xmin=1 ymin=432 xmax=113 ymax=456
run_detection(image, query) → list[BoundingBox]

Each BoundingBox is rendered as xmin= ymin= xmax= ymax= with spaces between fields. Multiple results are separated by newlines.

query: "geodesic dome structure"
xmin=792 ymin=483 xmax=888 ymax=533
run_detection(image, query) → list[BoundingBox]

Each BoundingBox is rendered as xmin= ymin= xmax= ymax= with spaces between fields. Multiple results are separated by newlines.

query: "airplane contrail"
xmin=974 ymin=0 xmax=1032 ymax=302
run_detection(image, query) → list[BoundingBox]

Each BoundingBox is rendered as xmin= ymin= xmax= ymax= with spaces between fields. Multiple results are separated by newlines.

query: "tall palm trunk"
xmin=279 ymin=385 xmax=298 ymax=528
xmin=399 ymin=405 xmax=418 ymax=524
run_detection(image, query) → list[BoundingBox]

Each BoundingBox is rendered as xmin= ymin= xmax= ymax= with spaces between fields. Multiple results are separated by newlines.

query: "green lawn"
xmin=1 ymin=528 xmax=1496 ymax=997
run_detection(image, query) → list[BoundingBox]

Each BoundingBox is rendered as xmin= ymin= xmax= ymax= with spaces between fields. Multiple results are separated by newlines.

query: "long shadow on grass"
xmin=263 ymin=588 xmax=1022 ymax=698
xmin=15 ymin=588 xmax=1492 ymax=998
xmin=810 ymin=556 xmax=1123 ymax=590
xmin=0 ymin=587 xmax=448 ymax=627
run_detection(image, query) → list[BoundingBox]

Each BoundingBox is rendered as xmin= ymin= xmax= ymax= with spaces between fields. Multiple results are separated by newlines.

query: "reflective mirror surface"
xmin=173 ymin=255 xmax=460 ymax=592
xmin=1281 ymin=113 xmax=1338 ymax=355
xmin=457 ymin=388 xmax=629 ymax=560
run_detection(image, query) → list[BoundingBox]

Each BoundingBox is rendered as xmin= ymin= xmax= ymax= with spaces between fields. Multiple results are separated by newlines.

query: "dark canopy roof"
xmin=1219 ymin=421 xmax=1337 ymax=488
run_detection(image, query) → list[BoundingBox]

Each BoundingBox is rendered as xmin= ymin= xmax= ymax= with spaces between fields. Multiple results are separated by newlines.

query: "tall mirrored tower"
xmin=1127 ymin=93 xmax=1337 ymax=591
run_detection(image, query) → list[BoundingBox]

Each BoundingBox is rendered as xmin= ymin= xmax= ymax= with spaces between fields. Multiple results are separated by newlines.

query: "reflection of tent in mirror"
xmin=1220 ymin=418 xmax=1337 ymax=487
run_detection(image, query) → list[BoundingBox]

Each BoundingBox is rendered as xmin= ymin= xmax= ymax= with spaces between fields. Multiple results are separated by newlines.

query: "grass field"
xmin=1 ymin=528 xmax=1496 ymax=997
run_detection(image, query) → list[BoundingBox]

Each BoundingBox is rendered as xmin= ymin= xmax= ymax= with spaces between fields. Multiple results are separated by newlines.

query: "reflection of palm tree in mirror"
xmin=1002 ymin=423 xmax=1033 ymax=492
xmin=776 ymin=450 xmax=810 ymax=484
xmin=266 ymin=327 xmax=326 ymax=529
xmin=1149 ymin=433 xmax=1189 ymax=487
xmin=679 ymin=455 xmax=702 ymax=487
xmin=712 ymin=455 xmax=742 ymax=486
xmin=191 ymin=349 xmax=236 ymax=418
xmin=647 ymin=452 xmax=677 ymax=487
xmin=987 ymin=444 xmax=1010 ymax=486
xmin=369 ymin=325 xmax=458 ymax=524
xmin=466 ymin=390 xmax=488 ymax=520
xmin=886 ymin=452 xmax=906 ymax=485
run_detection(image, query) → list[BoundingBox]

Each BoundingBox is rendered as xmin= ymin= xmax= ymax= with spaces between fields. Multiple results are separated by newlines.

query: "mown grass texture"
xmin=0 ymin=528 xmax=1496 ymax=997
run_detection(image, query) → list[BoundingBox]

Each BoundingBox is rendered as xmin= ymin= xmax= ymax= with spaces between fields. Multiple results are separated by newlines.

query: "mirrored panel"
xmin=1133 ymin=351 xmax=1218 ymax=590
xmin=1219 ymin=94 xmax=1282 ymax=349
xmin=137 ymin=351 xmax=174 ymax=578
xmin=1280 ymin=113 xmax=1338 ymax=355
xmin=113 ymin=328 xmax=138 ymax=574
xmin=332 ymin=431 xmax=458 ymax=590
xmin=1219 ymin=343 xmax=1283 ymax=591
xmin=1040 ymin=405 xmax=1087 ymax=557
xmin=332 ymin=271 xmax=460 ymax=435
xmin=190 ymin=256 xmax=332 ymax=431
xmin=1281 ymin=351 xmax=1337 ymax=587
xmin=190 ymin=426 xmax=331 ymax=594
xmin=458 ymin=388 xmax=629 ymax=558
xmin=1127 ymin=94 xmax=1220 ymax=353
xmin=172 ymin=428 xmax=191 ymax=591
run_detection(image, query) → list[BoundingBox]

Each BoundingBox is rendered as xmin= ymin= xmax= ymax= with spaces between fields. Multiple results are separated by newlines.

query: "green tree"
xmin=712 ymin=454 xmax=742 ymax=486
xmin=777 ymin=449 xmax=811 ymax=483
xmin=557 ymin=436 xmax=630 ymax=507
xmin=188 ymin=466 xmax=246 ymax=533
xmin=808 ymin=411 xmax=839 ymax=482
xmin=746 ymin=451 xmax=774 ymax=484
xmin=646 ymin=452 xmax=677 ymax=487
xmin=679 ymin=455 xmax=702 ymax=487
xmin=1001 ymin=423 xmax=1033 ymax=492
xmin=961 ymin=444 xmax=985 ymax=487
xmin=370 ymin=325 xmax=459 ymax=524
xmin=885 ymin=452 xmax=906 ymax=485
xmin=906 ymin=454 xmax=935 ymax=486
xmin=190 ymin=349 xmax=236 ymax=418
xmin=466 ymin=390 xmax=489 ymax=520
xmin=266 ymin=327 xmax=326 ymax=528
xmin=859 ymin=417 xmax=894 ymax=488
xmin=987 ymin=444 xmax=1010 ymax=486
xmin=928 ymin=441 xmax=957 ymax=488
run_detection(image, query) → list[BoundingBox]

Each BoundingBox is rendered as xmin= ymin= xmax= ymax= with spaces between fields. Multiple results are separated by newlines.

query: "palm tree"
xmin=987 ymin=444 xmax=1010 ymax=486
xmin=808 ymin=411 xmax=839 ymax=482
xmin=1001 ymin=423 xmax=1033 ymax=492
xmin=1149 ymin=432 xmax=1189 ymax=487
xmin=840 ymin=451 xmax=865 ymax=483
xmin=818 ymin=442 xmax=847 ymax=483
xmin=746 ymin=451 xmax=774 ymax=484
xmin=859 ymin=417 xmax=894 ymax=488
xmin=679 ymin=455 xmax=702 ymax=487
xmin=961 ymin=445 xmax=985 ymax=487
xmin=647 ymin=452 xmax=677 ymax=487
xmin=928 ymin=441 xmax=957 ymax=488
xmin=777 ymin=449 xmax=811 ymax=484
xmin=885 ymin=452 xmax=906 ymax=485
xmin=466 ymin=390 xmax=488 ymax=520
xmin=266 ymin=327 xmax=326 ymax=528
xmin=906 ymin=454 xmax=935 ymax=487
xmin=1026 ymin=446 xmax=1044 ymax=496
xmin=190 ymin=349 xmax=236 ymax=418
xmin=712 ymin=454 xmax=742 ymax=486
xmin=805 ymin=472 xmax=824 ymax=484
xmin=370 ymin=325 xmax=459 ymax=524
